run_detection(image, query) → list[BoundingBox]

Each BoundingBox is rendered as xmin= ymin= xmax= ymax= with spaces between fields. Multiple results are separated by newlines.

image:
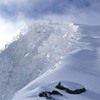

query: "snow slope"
xmin=0 ymin=23 xmax=80 ymax=100
xmin=11 ymin=24 xmax=100 ymax=100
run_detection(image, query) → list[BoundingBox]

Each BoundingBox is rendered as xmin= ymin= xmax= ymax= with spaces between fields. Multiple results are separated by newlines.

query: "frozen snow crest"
xmin=38 ymin=23 xmax=80 ymax=70
xmin=0 ymin=23 xmax=80 ymax=100
xmin=11 ymin=23 xmax=100 ymax=100
xmin=68 ymin=23 xmax=79 ymax=32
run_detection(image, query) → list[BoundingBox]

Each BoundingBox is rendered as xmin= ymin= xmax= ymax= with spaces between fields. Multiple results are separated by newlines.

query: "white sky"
xmin=0 ymin=16 xmax=33 ymax=49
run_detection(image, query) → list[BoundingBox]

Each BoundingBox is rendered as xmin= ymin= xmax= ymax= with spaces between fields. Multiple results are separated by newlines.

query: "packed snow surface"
xmin=11 ymin=24 xmax=100 ymax=100
xmin=0 ymin=23 xmax=80 ymax=100
xmin=0 ymin=23 xmax=100 ymax=100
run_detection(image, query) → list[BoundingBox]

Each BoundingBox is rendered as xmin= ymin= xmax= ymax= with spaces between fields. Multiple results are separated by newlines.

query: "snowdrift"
xmin=11 ymin=24 xmax=100 ymax=100
xmin=0 ymin=23 xmax=80 ymax=100
xmin=0 ymin=23 xmax=100 ymax=100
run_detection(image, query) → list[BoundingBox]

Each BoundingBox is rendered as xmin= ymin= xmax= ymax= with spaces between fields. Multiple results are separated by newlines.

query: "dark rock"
xmin=66 ymin=88 xmax=86 ymax=94
xmin=55 ymin=82 xmax=67 ymax=90
xmin=50 ymin=90 xmax=63 ymax=96
xmin=38 ymin=91 xmax=50 ymax=97
xmin=55 ymin=82 xmax=86 ymax=94
xmin=38 ymin=91 xmax=55 ymax=100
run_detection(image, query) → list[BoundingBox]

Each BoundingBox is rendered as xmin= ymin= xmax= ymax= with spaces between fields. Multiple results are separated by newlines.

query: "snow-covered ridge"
xmin=0 ymin=23 xmax=80 ymax=100
xmin=11 ymin=23 xmax=100 ymax=100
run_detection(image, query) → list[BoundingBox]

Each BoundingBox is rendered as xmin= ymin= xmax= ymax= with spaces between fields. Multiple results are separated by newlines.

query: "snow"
xmin=11 ymin=24 xmax=100 ymax=100
xmin=0 ymin=23 xmax=80 ymax=100
xmin=0 ymin=23 xmax=100 ymax=100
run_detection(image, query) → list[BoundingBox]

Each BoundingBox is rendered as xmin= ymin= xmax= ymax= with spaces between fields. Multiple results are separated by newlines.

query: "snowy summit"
xmin=0 ymin=23 xmax=100 ymax=100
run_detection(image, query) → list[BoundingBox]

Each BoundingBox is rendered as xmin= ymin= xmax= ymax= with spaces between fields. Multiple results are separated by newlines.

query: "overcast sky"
xmin=0 ymin=0 xmax=100 ymax=49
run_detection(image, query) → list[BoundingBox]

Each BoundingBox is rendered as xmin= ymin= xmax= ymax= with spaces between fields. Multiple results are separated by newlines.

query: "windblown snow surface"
xmin=0 ymin=23 xmax=100 ymax=100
